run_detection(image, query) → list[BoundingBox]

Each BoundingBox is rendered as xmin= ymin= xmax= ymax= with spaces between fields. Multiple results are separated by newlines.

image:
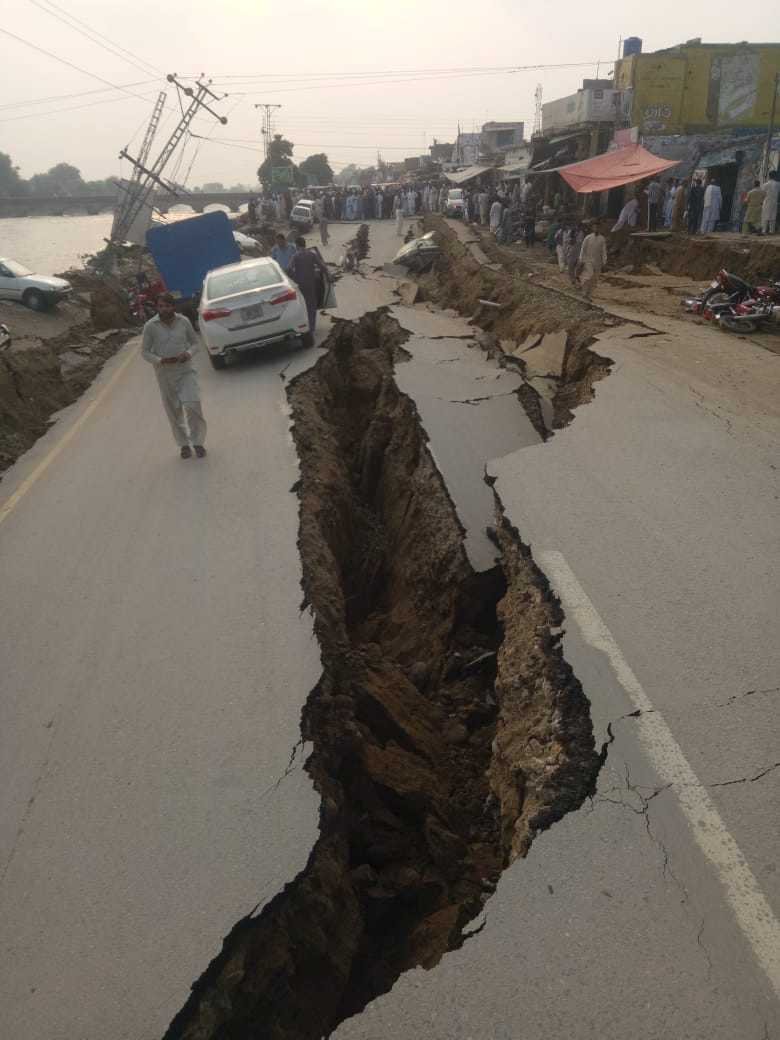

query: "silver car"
xmin=0 ymin=258 xmax=72 ymax=311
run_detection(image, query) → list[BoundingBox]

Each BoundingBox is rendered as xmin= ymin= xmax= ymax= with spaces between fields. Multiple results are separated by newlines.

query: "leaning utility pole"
xmin=762 ymin=72 xmax=780 ymax=181
xmin=254 ymin=103 xmax=282 ymax=159
xmin=111 ymin=74 xmax=228 ymax=247
xmin=111 ymin=90 xmax=166 ymax=242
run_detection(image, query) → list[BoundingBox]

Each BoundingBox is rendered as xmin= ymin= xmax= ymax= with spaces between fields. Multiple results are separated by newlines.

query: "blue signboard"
xmin=146 ymin=210 xmax=240 ymax=299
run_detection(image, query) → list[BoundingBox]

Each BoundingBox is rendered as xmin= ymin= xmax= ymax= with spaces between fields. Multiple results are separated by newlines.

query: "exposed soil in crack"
xmin=164 ymin=310 xmax=600 ymax=1040
xmin=415 ymin=216 xmax=614 ymax=434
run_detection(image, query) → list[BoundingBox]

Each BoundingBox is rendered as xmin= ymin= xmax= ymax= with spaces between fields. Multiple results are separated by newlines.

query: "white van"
xmin=290 ymin=199 xmax=316 ymax=230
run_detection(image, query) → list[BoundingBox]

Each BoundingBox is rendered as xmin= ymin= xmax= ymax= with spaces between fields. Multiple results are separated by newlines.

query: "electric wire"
xmin=0 ymin=27 xmax=158 ymax=103
xmin=25 ymin=0 xmax=163 ymax=78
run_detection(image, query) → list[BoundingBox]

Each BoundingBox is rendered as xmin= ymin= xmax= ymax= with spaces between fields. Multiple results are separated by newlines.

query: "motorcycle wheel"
xmin=720 ymin=315 xmax=757 ymax=334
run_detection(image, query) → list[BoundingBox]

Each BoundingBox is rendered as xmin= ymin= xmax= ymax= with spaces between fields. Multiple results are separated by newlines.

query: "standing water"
xmin=0 ymin=214 xmax=114 ymax=274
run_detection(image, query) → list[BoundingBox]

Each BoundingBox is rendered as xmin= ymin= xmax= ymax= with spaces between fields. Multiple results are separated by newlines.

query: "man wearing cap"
xmin=141 ymin=293 xmax=207 ymax=459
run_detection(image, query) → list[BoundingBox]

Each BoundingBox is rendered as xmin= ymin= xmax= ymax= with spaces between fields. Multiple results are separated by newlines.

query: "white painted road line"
xmin=539 ymin=549 xmax=780 ymax=1000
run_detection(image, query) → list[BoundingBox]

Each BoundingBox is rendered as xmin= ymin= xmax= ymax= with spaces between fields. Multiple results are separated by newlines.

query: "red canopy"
xmin=558 ymin=144 xmax=680 ymax=194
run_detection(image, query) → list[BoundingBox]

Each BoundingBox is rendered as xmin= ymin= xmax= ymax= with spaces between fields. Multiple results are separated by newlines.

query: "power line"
xmin=0 ymin=27 xmax=157 ymax=103
xmin=25 ymin=0 xmax=162 ymax=77
xmin=27 ymin=0 xmax=162 ymax=75
xmin=0 ymin=90 xmax=162 ymax=124
xmin=200 ymin=61 xmax=608 ymax=81
xmin=0 ymin=80 xmax=161 ymax=111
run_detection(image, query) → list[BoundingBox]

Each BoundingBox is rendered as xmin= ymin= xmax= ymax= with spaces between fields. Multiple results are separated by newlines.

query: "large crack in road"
xmin=164 ymin=304 xmax=600 ymax=1040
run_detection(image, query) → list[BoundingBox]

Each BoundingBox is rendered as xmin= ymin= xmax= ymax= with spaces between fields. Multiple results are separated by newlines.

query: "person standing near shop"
xmin=761 ymin=170 xmax=779 ymax=235
xmin=743 ymin=180 xmax=765 ymax=234
xmin=142 ymin=293 xmax=207 ymax=460
xmin=645 ymin=179 xmax=663 ymax=231
xmin=687 ymin=178 xmax=704 ymax=233
xmin=578 ymin=222 xmax=607 ymax=299
xmin=700 ymin=177 xmax=722 ymax=233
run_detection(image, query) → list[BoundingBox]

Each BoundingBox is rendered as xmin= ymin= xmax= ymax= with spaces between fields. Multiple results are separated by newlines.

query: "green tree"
xmin=28 ymin=162 xmax=84 ymax=196
xmin=257 ymin=135 xmax=298 ymax=189
xmin=298 ymin=153 xmax=334 ymax=186
xmin=0 ymin=152 xmax=27 ymax=196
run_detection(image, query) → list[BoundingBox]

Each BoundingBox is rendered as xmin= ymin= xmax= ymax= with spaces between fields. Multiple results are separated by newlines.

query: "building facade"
xmin=542 ymin=80 xmax=621 ymax=133
xmin=615 ymin=40 xmax=780 ymax=135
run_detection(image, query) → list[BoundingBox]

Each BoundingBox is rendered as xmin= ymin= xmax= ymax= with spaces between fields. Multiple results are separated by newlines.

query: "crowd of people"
xmin=612 ymin=170 xmax=780 ymax=236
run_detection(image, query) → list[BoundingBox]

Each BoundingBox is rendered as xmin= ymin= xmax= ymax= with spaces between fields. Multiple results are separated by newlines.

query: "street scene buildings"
xmin=1 ymin=16 xmax=779 ymax=1040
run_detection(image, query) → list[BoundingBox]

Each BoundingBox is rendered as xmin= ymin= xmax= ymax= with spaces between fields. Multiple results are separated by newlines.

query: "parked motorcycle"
xmin=700 ymin=269 xmax=780 ymax=308
xmin=716 ymin=299 xmax=780 ymax=335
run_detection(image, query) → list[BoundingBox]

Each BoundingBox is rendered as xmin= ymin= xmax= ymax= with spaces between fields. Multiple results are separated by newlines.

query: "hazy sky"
xmin=4 ymin=1 xmax=779 ymax=186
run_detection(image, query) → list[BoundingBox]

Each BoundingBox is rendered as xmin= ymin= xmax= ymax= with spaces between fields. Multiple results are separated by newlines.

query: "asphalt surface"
xmin=0 ymin=221 xmax=374 ymax=1039
xmin=2 ymin=217 xmax=778 ymax=1039
xmin=334 ymin=228 xmax=780 ymax=1039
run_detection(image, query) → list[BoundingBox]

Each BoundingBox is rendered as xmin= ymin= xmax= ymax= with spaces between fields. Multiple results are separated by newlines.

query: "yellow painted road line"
xmin=0 ymin=343 xmax=138 ymax=528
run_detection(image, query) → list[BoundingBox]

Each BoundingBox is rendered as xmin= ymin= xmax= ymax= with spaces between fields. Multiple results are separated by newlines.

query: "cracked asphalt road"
xmin=1 ymin=218 xmax=778 ymax=1039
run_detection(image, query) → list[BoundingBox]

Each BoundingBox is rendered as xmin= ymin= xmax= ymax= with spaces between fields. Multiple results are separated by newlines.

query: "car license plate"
xmin=241 ymin=303 xmax=263 ymax=321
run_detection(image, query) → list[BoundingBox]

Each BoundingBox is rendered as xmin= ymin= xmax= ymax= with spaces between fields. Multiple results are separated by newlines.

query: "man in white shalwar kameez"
xmin=761 ymin=171 xmax=779 ymax=235
xmin=700 ymin=179 xmax=722 ymax=233
xmin=612 ymin=196 xmax=639 ymax=231
xmin=142 ymin=293 xmax=207 ymax=459
xmin=489 ymin=199 xmax=503 ymax=234
xmin=578 ymin=223 xmax=608 ymax=299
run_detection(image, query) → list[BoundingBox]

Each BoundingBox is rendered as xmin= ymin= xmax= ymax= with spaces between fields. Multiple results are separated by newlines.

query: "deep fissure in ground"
xmin=165 ymin=311 xmax=600 ymax=1040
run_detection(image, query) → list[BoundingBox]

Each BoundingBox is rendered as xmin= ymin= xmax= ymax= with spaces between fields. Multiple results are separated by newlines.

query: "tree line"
xmin=0 ymin=152 xmax=116 ymax=197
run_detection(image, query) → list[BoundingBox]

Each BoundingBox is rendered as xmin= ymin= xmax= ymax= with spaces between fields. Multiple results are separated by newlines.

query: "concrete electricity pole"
xmin=763 ymin=72 xmax=780 ymax=180
xmin=112 ymin=75 xmax=228 ymax=248
xmin=254 ymin=103 xmax=283 ymax=159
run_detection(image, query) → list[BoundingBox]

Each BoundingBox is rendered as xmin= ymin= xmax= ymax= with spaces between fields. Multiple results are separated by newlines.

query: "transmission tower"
xmin=112 ymin=75 xmax=228 ymax=247
xmin=533 ymin=83 xmax=543 ymax=137
xmin=254 ymin=103 xmax=282 ymax=159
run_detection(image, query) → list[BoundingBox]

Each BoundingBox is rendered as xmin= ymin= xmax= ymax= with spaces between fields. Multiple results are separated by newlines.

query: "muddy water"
xmin=0 ymin=214 xmax=114 ymax=273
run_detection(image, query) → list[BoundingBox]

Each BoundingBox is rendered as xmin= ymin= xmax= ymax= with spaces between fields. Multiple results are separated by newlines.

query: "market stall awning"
xmin=445 ymin=165 xmax=492 ymax=185
xmin=557 ymin=144 xmax=680 ymax=194
xmin=497 ymin=161 xmax=529 ymax=179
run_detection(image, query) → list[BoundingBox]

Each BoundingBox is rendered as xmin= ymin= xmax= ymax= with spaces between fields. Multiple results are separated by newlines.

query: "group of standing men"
xmin=612 ymin=169 xmax=780 ymax=236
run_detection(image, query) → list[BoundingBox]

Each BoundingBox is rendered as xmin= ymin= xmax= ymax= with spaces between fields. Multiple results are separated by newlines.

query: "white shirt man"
xmin=761 ymin=175 xmax=779 ymax=234
xmin=489 ymin=199 xmax=503 ymax=233
xmin=142 ymin=295 xmax=207 ymax=459
xmin=700 ymin=182 xmax=722 ymax=233
xmin=578 ymin=227 xmax=608 ymax=299
xmin=612 ymin=197 xmax=639 ymax=231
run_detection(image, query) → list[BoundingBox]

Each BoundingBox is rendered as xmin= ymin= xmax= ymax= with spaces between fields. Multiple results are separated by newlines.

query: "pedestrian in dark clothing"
xmin=288 ymin=237 xmax=328 ymax=342
xmin=687 ymin=179 xmax=704 ymax=234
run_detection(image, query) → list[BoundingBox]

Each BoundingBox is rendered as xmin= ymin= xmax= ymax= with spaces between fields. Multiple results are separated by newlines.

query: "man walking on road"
xmin=578 ymin=222 xmax=607 ymax=299
xmin=760 ymin=170 xmax=779 ymax=234
xmin=645 ymin=179 xmax=662 ymax=231
xmin=141 ymin=293 xmax=207 ymax=459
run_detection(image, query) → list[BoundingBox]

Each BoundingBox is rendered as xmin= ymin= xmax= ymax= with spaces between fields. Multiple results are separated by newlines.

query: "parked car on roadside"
xmin=289 ymin=200 xmax=316 ymax=230
xmin=445 ymin=189 xmax=466 ymax=218
xmin=0 ymin=258 xmax=72 ymax=311
xmin=197 ymin=256 xmax=310 ymax=368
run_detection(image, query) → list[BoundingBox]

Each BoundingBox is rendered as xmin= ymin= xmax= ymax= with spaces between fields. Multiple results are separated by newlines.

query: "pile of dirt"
xmin=608 ymin=231 xmax=780 ymax=282
xmin=163 ymin=311 xmax=599 ymax=1040
xmin=418 ymin=217 xmax=615 ymax=433
xmin=0 ymin=321 xmax=134 ymax=474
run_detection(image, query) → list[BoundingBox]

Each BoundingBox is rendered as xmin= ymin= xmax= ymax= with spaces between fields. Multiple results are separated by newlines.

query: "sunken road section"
xmin=164 ymin=311 xmax=600 ymax=1040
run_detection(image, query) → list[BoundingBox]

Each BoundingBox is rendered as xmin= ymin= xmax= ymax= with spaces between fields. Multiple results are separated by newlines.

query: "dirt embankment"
xmin=0 ymin=286 xmax=135 ymax=474
xmin=164 ymin=312 xmax=600 ymax=1040
xmin=417 ymin=216 xmax=615 ymax=433
xmin=608 ymin=230 xmax=780 ymax=282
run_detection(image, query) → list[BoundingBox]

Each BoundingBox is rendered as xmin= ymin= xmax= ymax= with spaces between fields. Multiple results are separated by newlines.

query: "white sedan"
xmin=0 ymin=257 xmax=72 ymax=311
xmin=198 ymin=257 xmax=310 ymax=369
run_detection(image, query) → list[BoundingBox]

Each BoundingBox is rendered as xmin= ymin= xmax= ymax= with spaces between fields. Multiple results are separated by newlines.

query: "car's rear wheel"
xmin=209 ymin=353 xmax=227 ymax=369
xmin=23 ymin=289 xmax=48 ymax=312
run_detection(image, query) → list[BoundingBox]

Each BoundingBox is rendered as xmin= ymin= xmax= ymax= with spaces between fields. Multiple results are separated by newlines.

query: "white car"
xmin=445 ymin=189 xmax=465 ymax=218
xmin=233 ymin=230 xmax=260 ymax=252
xmin=0 ymin=258 xmax=72 ymax=311
xmin=290 ymin=200 xmax=316 ymax=229
xmin=198 ymin=257 xmax=310 ymax=368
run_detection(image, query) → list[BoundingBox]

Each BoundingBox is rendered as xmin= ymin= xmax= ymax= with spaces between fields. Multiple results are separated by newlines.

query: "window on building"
xmin=496 ymin=130 xmax=514 ymax=147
